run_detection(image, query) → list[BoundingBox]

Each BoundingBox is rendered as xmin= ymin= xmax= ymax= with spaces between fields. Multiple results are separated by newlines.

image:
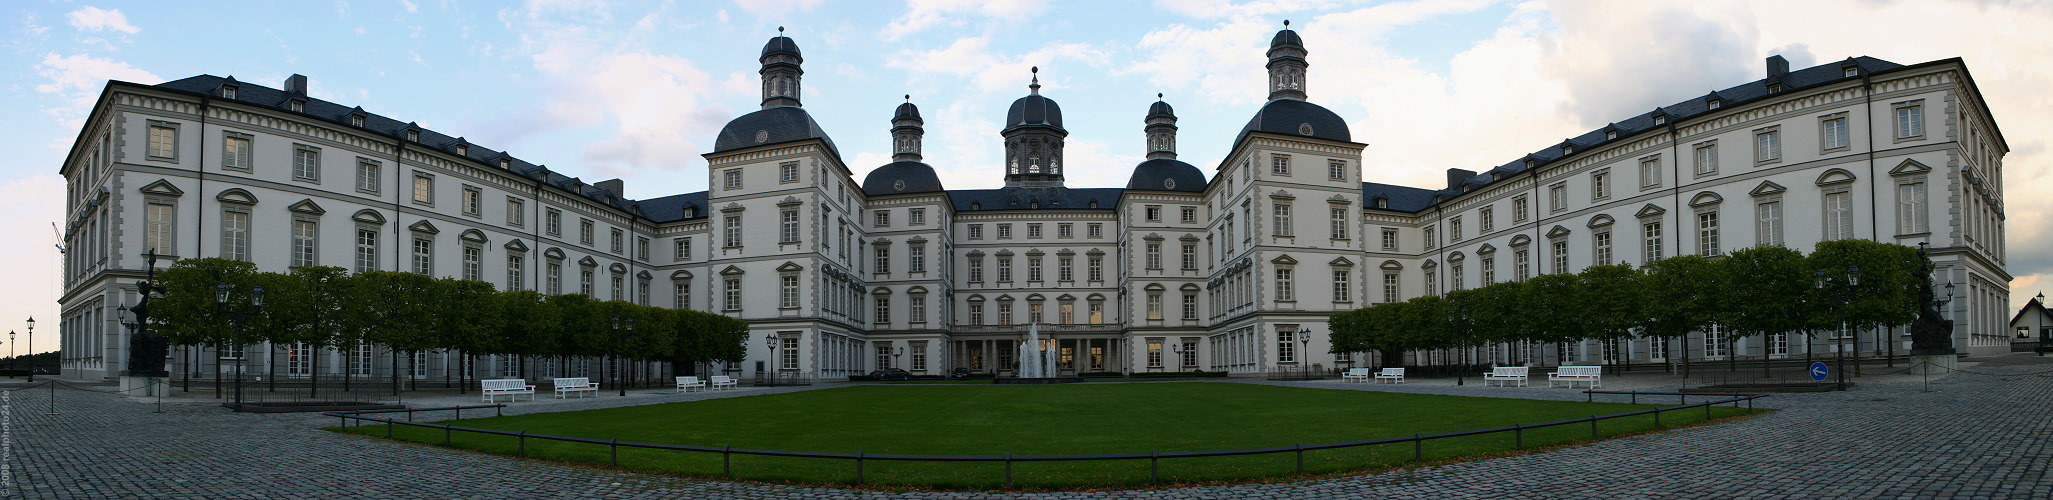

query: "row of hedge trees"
xmin=146 ymin=258 xmax=749 ymax=390
xmin=1329 ymin=240 xmax=1926 ymax=375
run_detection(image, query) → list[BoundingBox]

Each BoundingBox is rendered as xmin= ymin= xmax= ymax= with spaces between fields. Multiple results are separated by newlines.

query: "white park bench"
xmin=709 ymin=375 xmax=738 ymax=390
xmin=551 ymin=377 xmax=597 ymax=398
xmin=675 ymin=376 xmax=707 ymax=393
xmin=1341 ymin=368 xmax=1372 ymax=383
xmin=1548 ymin=365 xmax=1603 ymax=388
xmin=1482 ymin=366 xmax=1530 ymax=387
xmin=1374 ymin=367 xmax=1406 ymax=384
xmin=480 ymin=378 xmax=535 ymax=403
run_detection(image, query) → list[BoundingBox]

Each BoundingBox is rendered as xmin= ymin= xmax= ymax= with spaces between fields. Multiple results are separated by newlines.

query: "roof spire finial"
xmin=1283 ymin=19 xmax=1290 ymax=28
xmin=905 ymin=94 xmax=911 ymax=102
xmin=1029 ymin=66 xmax=1041 ymax=95
xmin=778 ymin=26 xmax=785 ymax=35
xmin=1157 ymin=92 xmax=1164 ymax=100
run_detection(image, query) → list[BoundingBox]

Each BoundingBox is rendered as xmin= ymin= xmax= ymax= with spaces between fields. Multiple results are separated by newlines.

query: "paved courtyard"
xmin=6 ymin=355 xmax=2049 ymax=499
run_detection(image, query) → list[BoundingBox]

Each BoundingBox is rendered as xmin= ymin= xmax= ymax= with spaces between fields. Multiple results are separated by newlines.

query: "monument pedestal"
xmin=119 ymin=372 xmax=169 ymax=397
xmin=1909 ymin=352 xmax=1957 ymax=376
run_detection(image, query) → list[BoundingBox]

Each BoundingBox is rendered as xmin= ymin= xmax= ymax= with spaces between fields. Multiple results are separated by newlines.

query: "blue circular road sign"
xmin=1809 ymin=362 xmax=1829 ymax=382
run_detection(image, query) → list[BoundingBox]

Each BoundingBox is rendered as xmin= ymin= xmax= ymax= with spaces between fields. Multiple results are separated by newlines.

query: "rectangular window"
xmin=462 ymin=246 xmax=481 ymax=280
xmin=355 ymin=160 xmax=380 ymax=194
xmin=674 ymin=237 xmax=690 ymax=262
xmin=724 ymin=215 xmax=743 ymax=247
xmin=967 ymin=224 xmax=983 ymax=240
xmin=1424 ymin=225 xmax=1436 ymax=250
xmin=1147 ymin=293 xmax=1163 ymax=320
xmin=909 ymin=208 xmax=925 ymax=226
xmin=1027 ymin=223 xmax=1043 ymax=239
xmin=968 ymin=303 xmax=984 ymax=325
xmin=1513 ymin=195 xmax=1529 ymax=222
xmin=1515 ymin=248 xmax=1531 ymax=281
xmin=782 ymin=337 xmax=799 ymax=370
xmin=874 ymin=246 xmax=892 ymax=274
xmin=1594 ymin=232 xmax=1612 ymax=265
xmin=1380 ymin=228 xmax=1397 ymax=251
xmin=1694 ymin=142 xmax=1719 ymax=178
xmin=779 ymin=209 xmax=800 ymax=243
xmin=998 ymin=257 xmax=1013 ymax=282
xmin=1451 ymin=263 xmax=1464 ymax=291
xmin=1180 ymin=244 xmax=1197 ymax=270
xmin=545 ymin=209 xmax=561 ymax=236
xmin=724 ymin=278 xmax=742 ymax=310
xmin=1182 ymin=295 xmax=1198 ymax=320
xmin=997 ymin=224 xmax=1012 ymax=239
xmin=781 ymin=275 xmax=799 ymax=308
xmin=1273 ymin=203 xmax=1293 ymax=237
xmin=1146 ymin=339 xmax=1163 ymax=368
xmin=909 ymin=295 xmax=926 ymax=323
xmin=968 ymin=257 xmax=984 ymax=282
xmin=1145 ymin=205 xmax=1162 ymax=222
xmin=1896 ymin=103 xmax=1925 ymax=139
xmin=1330 ymin=207 xmax=1348 ymax=239
xmin=909 ymin=244 xmax=925 ymax=273
xmin=1824 ymin=191 xmax=1853 ymax=240
xmin=547 ymin=262 xmax=562 ymax=295
xmin=1056 ymin=223 xmax=1073 ymax=238
xmin=779 ymin=162 xmax=799 ymax=183
xmin=1059 ymin=256 xmax=1074 ymax=281
xmin=147 ymin=123 xmax=177 ymax=159
xmin=293 ymin=146 xmax=320 ymax=181
xmin=1277 ymin=328 xmax=1296 ymax=363
xmin=1479 ymin=207 xmax=1494 ymax=233
xmin=462 ymin=186 xmax=482 ymax=217
xmin=1271 ymin=155 xmax=1290 ymax=176
xmin=1383 ymin=273 xmax=1398 ymax=303
xmin=1450 ymin=217 xmax=1463 ymax=242
xmin=1275 ymin=268 xmax=1294 ymax=301
xmin=723 ymin=169 xmax=742 ymax=190
xmin=610 ymin=228 xmax=624 ymax=254
xmin=1640 ymin=157 xmax=1661 ymax=189
xmin=222 ymin=134 xmax=253 ymax=172
xmin=221 ymin=209 xmax=250 ymax=262
xmin=1898 ymin=182 xmax=1928 ymax=234
xmin=1549 ymin=183 xmax=1566 ymax=213
xmin=1698 ymin=211 xmax=1721 ymax=256
xmin=1329 ymin=159 xmax=1346 ymax=181
xmin=1088 ymin=223 xmax=1103 ymax=239
xmin=1552 ymin=241 xmax=1569 ymax=274
xmin=355 ymin=229 xmax=379 ymax=273
xmin=144 ymin=201 xmax=175 ymax=254
xmin=291 ymin=219 xmax=317 ymax=268
xmin=412 ymin=238 xmax=433 ymax=275
xmin=1088 ymin=255 xmax=1104 ymax=281
xmin=1146 ymin=243 xmax=1162 ymax=270
xmin=1822 ymin=115 xmax=1850 ymax=151
xmin=1181 ymin=206 xmax=1197 ymax=223
xmin=1592 ymin=169 xmax=1610 ymax=200
xmin=1643 ymin=221 xmax=1663 ymax=262
xmin=636 ymin=237 xmax=649 ymax=262
xmin=1754 ymin=127 xmax=1781 ymax=163
xmin=873 ymin=210 xmax=889 ymax=227
xmin=1332 ymin=270 xmax=1350 ymax=302
xmin=1757 ymin=201 xmax=1784 ymax=247
xmin=502 ymin=197 xmax=521 ymax=227
xmin=412 ymin=173 xmax=434 ymax=205
xmin=998 ymin=301 xmax=1014 ymax=325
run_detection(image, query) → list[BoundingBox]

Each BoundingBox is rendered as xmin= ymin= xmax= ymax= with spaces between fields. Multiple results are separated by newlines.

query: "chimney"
xmin=1446 ymin=168 xmax=1477 ymax=190
xmin=596 ymin=178 xmax=625 ymax=198
xmin=284 ymin=74 xmax=309 ymax=95
xmin=1765 ymin=55 xmax=1789 ymax=79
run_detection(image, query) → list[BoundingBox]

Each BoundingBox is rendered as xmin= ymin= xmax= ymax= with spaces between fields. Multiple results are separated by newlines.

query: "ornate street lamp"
xmin=24 ymin=317 xmax=34 ymax=382
xmin=763 ymin=333 xmax=781 ymax=386
xmin=215 ymin=283 xmax=263 ymax=411
xmin=1298 ymin=327 xmax=1313 ymax=380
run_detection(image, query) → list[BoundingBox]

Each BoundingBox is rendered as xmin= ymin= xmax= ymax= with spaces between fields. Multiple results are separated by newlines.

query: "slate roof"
xmin=1126 ymin=158 xmax=1206 ymax=192
xmin=635 ymin=191 xmax=708 ymax=223
xmin=1236 ymin=98 xmax=1352 ymax=147
xmin=1148 ymin=100 xmax=1175 ymax=118
xmin=951 ymin=187 xmax=1122 ymax=212
xmin=1271 ymin=28 xmax=1303 ymax=48
xmin=862 ymin=161 xmax=945 ymax=196
xmin=712 ymin=106 xmax=842 ymax=158
xmin=1005 ymin=94 xmax=1064 ymax=130
xmin=895 ymin=101 xmax=921 ymax=121
xmin=1361 ymin=182 xmax=1441 ymax=212
xmin=760 ymin=35 xmax=801 ymax=59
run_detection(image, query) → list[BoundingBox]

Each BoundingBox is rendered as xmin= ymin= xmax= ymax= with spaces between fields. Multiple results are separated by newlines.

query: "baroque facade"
xmin=56 ymin=26 xmax=2012 ymax=382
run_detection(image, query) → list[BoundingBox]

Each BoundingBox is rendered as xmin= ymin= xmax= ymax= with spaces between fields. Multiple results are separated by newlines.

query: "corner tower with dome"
xmin=56 ymin=21 xmax=2010 ymax=384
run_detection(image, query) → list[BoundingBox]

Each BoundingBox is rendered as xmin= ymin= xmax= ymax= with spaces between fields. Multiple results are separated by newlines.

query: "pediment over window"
xmin=908 ymin=286 xmax=929 ymax=294
xmin=409 ymin=220 xmax=439 ymax=234
xmin=1587 ymin=214 xmax=1614 ymax=228
xmin=967 ymin=250 xmax=985 ymax=257
xmin=1144 ymin=233 xmax=1164 ymax=241
xmin=1180 ymin=234 xmax=1200 ymax=242
xmin=777 ymin=196 xmax=803 ymax=207
xmin=1421 ymin=259 xmax=1438 ymax=269
xmin=1331 ymin=256 xmax=1356 ymax=266
xmin=996 ymin=249 xmax=1014 ymax=257
xmin=288 ymin=199 xmax=326 ymax=215
xmin=776 ymin=261 xmax=805 ymax=272
xmin=504 ymin=239 xmax=529 ymax=252
xmin=1509 ymin=234 xmax=1532 ymax=246
xmin=460 ymin=229 xmax=488 ymax=243
xmin=1890 ymin=159 xmax=1932 ymax=177
xmin=873 ymin=287 xmax=892 ymax=295
xmin=873 ymin=238 xmax=892 ymax=246
xmin=138 ymin=179 xmax=184 ymax=197
xmin=609 ymin=263 xmax=628 ymax=274
xmin=1271 ymin=254 xmax=1298 ymax=265
xmin=1144 ymin=283 xmax=1165 ymax=291
xmin=967 ymin=294 xmax=985 ymax=302
xmin=579 ymin=256 xmax=599 ymax=267
xmin=1815 ymin=168 xmax=1857 ymax=186
xmin=1447 ymin=251 xmax=1466 ymax=262
xmin=1087 ymin=293 xmax=1106 ymax=301
xmin=216 ymin=188 xmax=259 ymax=205
xmin=1546 ymin=225 xmax=1572 ymax=238
xmin=1087 ymin=248 xmax=1106 ymax=256
xmin=1269 ymin=189 xmax=1296 ymax=200
xmin=1026 ymin=248 xmax=1044 ymax=257
xmin=1181 ymin=283 xmax=1201 ymax=292
xmin=1475 ymin=244 xmax=1496 ymax=255
xmin=1056 ymin=248 xmax=1075 ymax=256
xmin=671 ymin=270 xmax=693 ymax=280
xmin=907 ymin=236 xmax=928 ymax=244
xmin=1027 ymin=293 xmax=1046 ymax=301
xmin=1635 ymin=204 xmax=1667 ymax=219
xmin=722 ymin=202 xmax=745 ymax=212
xmin=719 ymin=265 xmax=744 ymax=275
xmin=1380 ymin=259 xmax=1404 ymax=270
xmin=544 ymin=247 xmax=566 ymax=260
xmin=1750 ymin=181 xmax=1787 ymax=197
xmin=997 ymin=294 xmax=1015 ymax=302
xmin=1328 ymin=194 xmax=1352 ymax=204
xmin=636 ymin=270 xmax=652 ymax=280
xmin=1688 ymin=191 xmax=1723 ymax=207
xmin=354 ymin=209 xmax=387 ymax=225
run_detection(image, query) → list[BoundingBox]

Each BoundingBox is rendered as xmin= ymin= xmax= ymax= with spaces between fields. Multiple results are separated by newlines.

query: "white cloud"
xmin=400 ymin=0 xmax=419 ymax=14
xmin=735 ymin=0 xmax=822 ymax=17
xmin=888 ymin=37 xmax=1113 ymax=98
xmin=33 ymin=53 xmax=160 ymax=129
xmin=66 ymin=6 xmax=139 ymax=34
xmin=882 ymin=0 xmax=1051 ymax=41
xmin=0 ymin=174 xmax=66 ymax=355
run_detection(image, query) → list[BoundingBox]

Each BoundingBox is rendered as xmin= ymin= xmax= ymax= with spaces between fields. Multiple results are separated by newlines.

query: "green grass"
xmin=338 ymin=383 xmax=1754 ymax=489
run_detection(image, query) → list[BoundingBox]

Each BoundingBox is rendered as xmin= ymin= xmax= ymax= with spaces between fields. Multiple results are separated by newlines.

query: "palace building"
xmin=54 ymin=25 xmax=2012 ymax=382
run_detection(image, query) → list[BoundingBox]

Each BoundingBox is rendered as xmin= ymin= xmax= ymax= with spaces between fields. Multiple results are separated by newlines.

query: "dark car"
xmin=870 ymin=368 xmax=910 ymax=381
xmin=948 ymin=367 xmax=972 ymax=379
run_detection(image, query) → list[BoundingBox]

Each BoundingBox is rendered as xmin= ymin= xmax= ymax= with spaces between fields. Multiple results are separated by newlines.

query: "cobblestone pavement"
xmin=7 ymin=355 xmax=2049 ymax=499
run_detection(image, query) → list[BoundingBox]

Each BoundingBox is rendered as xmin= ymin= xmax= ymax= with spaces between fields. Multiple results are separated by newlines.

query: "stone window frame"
xmin=1270 ymin=154 xmax=1291 ymax=176
xmin=292 ymin=143 xmax=322 ymax=183
xmin=461 ymin=184 xmax=483 ymax=218
xmin=779 ymin=161 xmax=800 ymax=184
xmin=146 ymin=120 xmax=180 ymax=161
xmin=544 ymin=208 xmax=562 ymax=236
xmin=723 ymin=168 xmax=743 ymax=190
xmin=1590 ymin=167 xmax=1611 ymax=202
xmin=355 ymin=158 xmax=381 ymax=195
xmin=1818 ymin=111 xmax=1852 ymax=153
xmin=1693 ymin=139 xmax=1719 ymax=178
xmin=1752 ymin=125 xmax=1783 ymax=166
xmin=221 ymin=130 xmax=255 ymax=173
xmin=1638 ymin=154 xmax=1662 ymax=190
xmin=1893 ymin=163 xmax=1932 ymax=237
xmin=411 ymin=171 xmax=435 ymax=207
xmin=1892 ymin=98 xmax=1927 ymax=143
xmin=505 ymin=197 xmax=526 ymax=228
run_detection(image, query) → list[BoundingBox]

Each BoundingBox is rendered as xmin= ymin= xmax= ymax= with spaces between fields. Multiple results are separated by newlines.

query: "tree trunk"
xmin=214 ymin=346 xmax=223 ymax=399
xmin=390 ymin=349 xmax=400 ymax=396
xmin=183 ymin=345 xmax=192 ymax=392
xmin=309 ymin=344 xmax=320 ymax=398
xmin=444 ymin=350 xmax=453 ymax=391
xmin=268 ymin=342 xmax=278 ymax=392
xmin=1679 ymin=334 xmax=1691 ymax=379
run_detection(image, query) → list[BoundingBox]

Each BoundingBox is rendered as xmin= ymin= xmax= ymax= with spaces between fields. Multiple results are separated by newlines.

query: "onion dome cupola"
xmin=864 ymin=95 xmax=946 ymax=196
xmin=1128 ymin=94 xmax=1205 ymax=193
xmin=1003 ymin=66 xmax=1069 ymax=188
xmin=1267 ymin=20 xmax=1309 ymax=101
xmin=759 ymin=26 xmax=804 ymax=109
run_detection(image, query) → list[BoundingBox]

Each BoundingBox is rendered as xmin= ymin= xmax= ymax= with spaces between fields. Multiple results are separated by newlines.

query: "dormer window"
xmin=1768 ymin=83 xmax=1783 ymax=93
xmin=684 ymin=207 xmax=696 ymax=218
xmin=1708 ymin=100 xmax=1721 ymax=110
xmin=499 ymin=159 xmax=511 ymax=169
xmin=1563 ymin=145 xmax=1575 ymax=155
xmin=1524 ymin=159 xmax=1535 ymax=169
xmin=221 ymin=86 xmax=237 ymax=99
xmin=1375 ymin=198 xmax=1388 ymax=209
xmin=456 ymin=145 xmax=469 ymax=156
xmin=289 ymin=100 xmax=303 ymax=112
xmin=350 ymin=115 xmax=364 ymax=127
xmin=1653 ymin=115 xmax=1667 ymax=126
xmin=1605 ymin=131 xmax=1617 ymax=140
xmin=1844 ymin=67 xmax=1859 ymax=77
xmin=406 ymin=130 xmax=420 ymax=142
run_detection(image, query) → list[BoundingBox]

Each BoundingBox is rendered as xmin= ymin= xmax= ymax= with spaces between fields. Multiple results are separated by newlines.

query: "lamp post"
xmin=214 ymin=283 xmax=265 ymax=411
xmin=7 ymin=330 xmax=13 ymax=376
xmin=1170 ymin=343 xmax=1185 ymax=371
xmin=25 ymin=317 xmax=34 ymax=382
xmin=1449 ymin=307 xmax=1471 ymax=386
xmin=611 ymin=316 xmax=632 ymax=397
xmin=1298 ymin=327 xmax=1312 ymax=380
xmin=1815 ymin=268 xmax=1857 ymax=391
xmin=763 ymin=334 xmax=780 ymax=387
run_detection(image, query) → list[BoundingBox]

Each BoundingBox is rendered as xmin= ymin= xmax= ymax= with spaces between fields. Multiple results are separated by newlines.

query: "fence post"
xmin=1654 ymin=408 xmax=1662 ymax=427
xmin=1589 ymin=415 xmax=1598 ymax=438
xmin=386 ymin=421 xmax=393 ymax=438
xmin=519 ymin=430 xmax=527 ymax=457
xmin=1151 ymin=449 xmax=1160 ymax=485
xmin=1586 ymin=391 xmax=1593 ymax=402
xmin=1295 ymin=442 xmax=1305 ymax=474
xmin=611 ymin=438 xmax=619 ymax=467
xmin=496 ymin=405 xmax=503 ymax=417
xmin=1514 ymin=423 xmax=1523 ymax=450
xmin=444 ymin=425 xmax=451 ymax=446
xmin=855 ymin=450 xmax=864 ymax=485
xmin=1004 ymin=452 xmax=1013 ymax=488
xmin=722 ymin=445 xmax=732 ymax=477
xmin=1413 ymin=433 xmax=1422 ymax=461
xmin=1630 ymin=391 xmax=1637 ymax=404
xmin=456 ymin=407 xmax=462 ymax=420
xmin=1705 ymin=401 xmax=1712 ymax=421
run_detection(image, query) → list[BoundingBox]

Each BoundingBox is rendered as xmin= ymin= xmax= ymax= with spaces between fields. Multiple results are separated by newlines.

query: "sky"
xmin=5 ymin=0 xmax=2052 ymax=356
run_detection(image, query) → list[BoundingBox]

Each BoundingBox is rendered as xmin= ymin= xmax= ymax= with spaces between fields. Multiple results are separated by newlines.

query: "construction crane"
xmin=51 ymin=221 xmax=65 ymax=254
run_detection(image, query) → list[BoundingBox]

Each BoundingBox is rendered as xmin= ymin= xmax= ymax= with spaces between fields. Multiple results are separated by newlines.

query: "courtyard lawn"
xmin=338 ymin=383 xmax=1753 ymax=489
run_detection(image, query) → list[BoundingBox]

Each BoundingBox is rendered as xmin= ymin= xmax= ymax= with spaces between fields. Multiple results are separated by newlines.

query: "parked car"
xmin=869 ymin=368 xmax=910 ymax=381
xmin=948 ymin=367 xmax=972 ymax=379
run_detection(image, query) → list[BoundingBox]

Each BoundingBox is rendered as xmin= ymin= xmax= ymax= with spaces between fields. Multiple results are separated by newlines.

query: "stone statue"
xmin=1909 ymin=246 xmax=1955 ymax=354
xmin=126 ymin=282 xmax=171 ymax=377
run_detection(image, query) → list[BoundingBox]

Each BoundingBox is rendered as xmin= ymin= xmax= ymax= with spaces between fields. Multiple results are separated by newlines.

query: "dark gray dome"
xmin=1126 ymin=158 xmax=1205 ymax=192
xmin=862 ymin=161 xmax=944 ymax=195
xmin=1238 ymin=99 xmax=1351 ymax=144
xmin=1147 ymin=100 xmax=1174 ymax=118
xmin=1271 ymin=28 xmax=1302 ymax=48
xmin=761 ymin=36 xmax=801 ymax=59
xmin=1005 ymin=94 xmax=1064 ymax=130
xmin=894 ymin=101 xmax=921 ymax=121
xmin=713 ymin=107 xmax=839 ymax=156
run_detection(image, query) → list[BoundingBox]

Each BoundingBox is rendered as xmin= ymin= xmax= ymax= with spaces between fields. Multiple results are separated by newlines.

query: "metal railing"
xmin=326 ymin=391 xmax=1767 ymax=487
